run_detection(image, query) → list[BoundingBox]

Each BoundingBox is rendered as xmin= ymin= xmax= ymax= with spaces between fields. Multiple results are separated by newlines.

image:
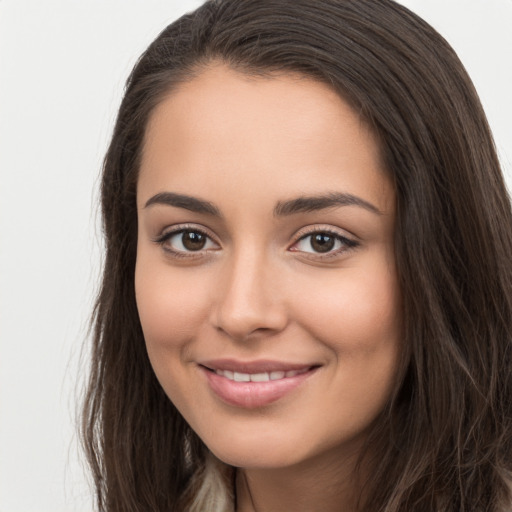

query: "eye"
xmin=154 ymin=227 xmax=219 ymax=255
xmin=290 ymin=230 xmax=359 ymax=256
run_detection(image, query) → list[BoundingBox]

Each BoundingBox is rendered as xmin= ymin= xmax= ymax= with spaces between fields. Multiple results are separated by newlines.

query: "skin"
xmin=135 ymin=63 xmax=401 ymax=512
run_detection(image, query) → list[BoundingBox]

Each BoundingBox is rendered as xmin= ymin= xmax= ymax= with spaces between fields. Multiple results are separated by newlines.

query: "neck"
xmin=235 ymin=445 xmax=364 ymax=512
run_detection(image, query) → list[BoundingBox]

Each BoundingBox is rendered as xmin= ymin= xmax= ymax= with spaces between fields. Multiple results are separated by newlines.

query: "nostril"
xmin=215 ymin=325 xmax=279 ymax=343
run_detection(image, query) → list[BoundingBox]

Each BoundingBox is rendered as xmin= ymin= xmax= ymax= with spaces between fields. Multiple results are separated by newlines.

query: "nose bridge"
xmin=213 ymin=243 xmax=286 ymax=340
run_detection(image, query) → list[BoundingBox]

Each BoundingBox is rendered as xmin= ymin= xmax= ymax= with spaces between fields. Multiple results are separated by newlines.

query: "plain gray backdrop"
xmin=0 ymin=1 xmax=510 ymax=511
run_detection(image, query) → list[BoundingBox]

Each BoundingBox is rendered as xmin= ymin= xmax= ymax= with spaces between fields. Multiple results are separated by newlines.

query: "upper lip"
xmin=199 ymin=359 xmax=319 ymax=373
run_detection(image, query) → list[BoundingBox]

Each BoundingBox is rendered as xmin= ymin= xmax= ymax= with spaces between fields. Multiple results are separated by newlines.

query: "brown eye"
xmin=182 ymin=231 xmax=206 ymax=251
xmin=291 ymin=230 xmax=359 ymax=257
xmin=157 ymin=228 xmax=218 ymax=254
xmin=310 ymin=233 xmax=335 ymax=253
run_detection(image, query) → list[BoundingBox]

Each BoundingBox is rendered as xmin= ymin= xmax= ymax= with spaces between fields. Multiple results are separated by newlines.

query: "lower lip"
xmin=201 ymin=367 xmax=317 ymax=409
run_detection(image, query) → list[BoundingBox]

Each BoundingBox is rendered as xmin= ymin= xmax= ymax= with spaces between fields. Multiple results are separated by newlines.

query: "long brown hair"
xmin=81 ymin=1 xmax=512 ymax=510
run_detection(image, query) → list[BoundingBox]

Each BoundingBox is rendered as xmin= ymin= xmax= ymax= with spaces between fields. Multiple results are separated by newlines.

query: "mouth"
xmin=199 ymin=360 xmax=320 ymax=409
xmin=204 ymin=366 xmax=311 ymax=382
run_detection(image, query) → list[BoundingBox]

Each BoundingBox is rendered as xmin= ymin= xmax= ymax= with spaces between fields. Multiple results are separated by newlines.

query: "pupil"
xmin=182 ymin=231 xmax=206 ymax=251
xmin=311 ymin=233 xmax=334 ymax=253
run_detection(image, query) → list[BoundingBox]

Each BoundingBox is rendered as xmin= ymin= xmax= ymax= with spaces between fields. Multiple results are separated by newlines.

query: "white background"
xmin=0 ymin=1 xmax=510 ymax=511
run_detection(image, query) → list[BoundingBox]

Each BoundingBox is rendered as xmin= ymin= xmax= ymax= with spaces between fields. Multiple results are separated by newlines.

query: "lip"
xmin=200 ymin=358 xmax=315 ymax=373
xmin=199 ymin=359 xmax=320 ymax=409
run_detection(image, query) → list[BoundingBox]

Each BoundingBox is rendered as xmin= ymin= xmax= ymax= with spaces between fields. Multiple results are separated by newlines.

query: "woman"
xmin=81 ymin=0 xmax=512 ymax=510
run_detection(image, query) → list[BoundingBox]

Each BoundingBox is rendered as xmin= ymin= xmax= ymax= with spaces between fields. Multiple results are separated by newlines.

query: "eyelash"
xmin=152 ymin=224 xmax=360 ymax=260
xmin=152 ymin=224 xmax=218 ymax=259
xmin=290 ymin=227 xmax=360 ymax=259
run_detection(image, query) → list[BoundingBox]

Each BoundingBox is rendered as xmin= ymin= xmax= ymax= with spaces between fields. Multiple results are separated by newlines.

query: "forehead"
xmin=138 ymin=64 xmax=393 ymax=216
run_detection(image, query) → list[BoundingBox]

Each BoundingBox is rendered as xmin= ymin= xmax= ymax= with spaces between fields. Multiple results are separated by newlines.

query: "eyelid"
xmin=152 ymin=223 xmax=220 ymax=256
xmin=151 ymin=223 xmax=359 ymax=260
xmin=289 ymin=224 xmax=360 ymax=258
xmin=152 ymin=222 xmax=217 ymax=242
xmin=292 ymin=224 xmax=357 ymax=240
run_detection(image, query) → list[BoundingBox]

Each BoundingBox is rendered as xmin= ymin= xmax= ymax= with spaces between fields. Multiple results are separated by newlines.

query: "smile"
xmin=213 ymin=368 xmax=310 ymax=382
xmin=199 ymin=361 xmax=319 ymax=408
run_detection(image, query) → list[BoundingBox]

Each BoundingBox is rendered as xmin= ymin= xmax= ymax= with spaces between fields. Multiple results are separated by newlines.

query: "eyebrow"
xmin=273 ymin=192 xmax=382 ymax=216
xmin=144 ymin=192 xmax=221 ymax=216
xmin=144 ymin=191 xmax=382 ymax=217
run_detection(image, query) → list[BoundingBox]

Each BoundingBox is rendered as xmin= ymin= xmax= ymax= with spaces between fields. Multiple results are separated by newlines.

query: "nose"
xmin=212 ymin=249 xmax=288 ymax=341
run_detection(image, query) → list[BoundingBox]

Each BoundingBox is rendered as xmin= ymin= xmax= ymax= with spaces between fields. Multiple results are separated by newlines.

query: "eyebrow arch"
xmin=274 ymin=192 xmax=382 ymax=216
xmin=144 ymin=192 xmax=221 ymax=216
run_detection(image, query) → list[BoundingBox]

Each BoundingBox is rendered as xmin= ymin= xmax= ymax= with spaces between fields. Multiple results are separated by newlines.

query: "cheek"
xmin=134 ymin=254 xmax=210 ymax=353
xmin=293 ymin=262 xmax=401 ymax=355
xmin=289 ymin=261 xmax=401 ymax=440
xmin=134 ymin=254 xmax=214 ymax=416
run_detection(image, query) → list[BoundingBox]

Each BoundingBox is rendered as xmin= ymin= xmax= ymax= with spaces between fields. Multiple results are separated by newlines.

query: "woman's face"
xmin=135 ymin=64 xmax=401 ymax=469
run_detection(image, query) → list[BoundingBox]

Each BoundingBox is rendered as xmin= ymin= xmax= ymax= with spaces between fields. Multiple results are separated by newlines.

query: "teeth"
xmin=251 ymin=372 xmax=270 ymax=382
xmin=215 ymin=368 xmax=309 ymax=382
xmin=285 ymin=369 xmax=308 ymax=378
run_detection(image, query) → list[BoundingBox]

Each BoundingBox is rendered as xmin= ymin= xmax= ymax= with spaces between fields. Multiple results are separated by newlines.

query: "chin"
xmin=199 ymin=427 xmax=307 ymax=469
xmin=210 ymin=445 xmax=304 ymax=470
